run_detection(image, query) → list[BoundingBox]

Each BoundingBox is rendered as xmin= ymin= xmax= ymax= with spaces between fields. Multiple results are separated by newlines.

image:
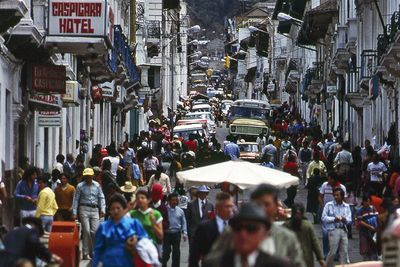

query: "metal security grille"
xmin=235 ymin=126 xmax=263 ymax=135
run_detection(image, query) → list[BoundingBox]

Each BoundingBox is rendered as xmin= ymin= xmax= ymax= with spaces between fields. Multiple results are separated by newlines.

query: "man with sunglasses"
xmin=206 ymin=184 xmax=304 ymax=267
xmin=203 ymin=202 xmax=291 ymax=267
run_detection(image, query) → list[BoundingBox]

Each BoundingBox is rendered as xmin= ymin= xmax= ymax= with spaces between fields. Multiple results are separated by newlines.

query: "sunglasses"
xmin=232 ymin=223 xmax=262 ymax=233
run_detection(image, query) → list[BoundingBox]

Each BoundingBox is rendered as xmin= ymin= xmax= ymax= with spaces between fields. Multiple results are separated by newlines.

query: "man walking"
xmin=35 ymin=176 xmax=58 ymax=232
xmin=322 ymin=187 xmax=352 ymax=267
xmin=190 ymin=192 xmax=234 ymax=267
xmin=14 ymin=167 xmax=39 ymax=223
xmin=298 ymin=140 xmax=312 ymax=184
xmin=162 ymin=193 xmax=187 ymax=267
xmin=72 ymin=168 xmax=106 ymax=260
xmin=224 ymin=136 xmax=240 ymax=160
xmin=123 ymin=141 xmax=135 ymax=180
xmin=54 ymin=173 xmax=76 ymax=221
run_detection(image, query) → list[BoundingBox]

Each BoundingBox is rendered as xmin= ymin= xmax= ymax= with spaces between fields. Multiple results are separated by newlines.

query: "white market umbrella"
xmin=177 ymin=160 xmax=299 ymax=190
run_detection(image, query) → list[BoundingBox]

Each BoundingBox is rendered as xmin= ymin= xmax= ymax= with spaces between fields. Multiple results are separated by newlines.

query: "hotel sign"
xmin=48 ymin=0 xmax=106 ymax=36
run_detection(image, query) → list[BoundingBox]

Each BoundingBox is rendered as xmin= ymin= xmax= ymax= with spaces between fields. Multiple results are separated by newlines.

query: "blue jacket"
xmin=93 ymin=216 xmax=148 ymax=267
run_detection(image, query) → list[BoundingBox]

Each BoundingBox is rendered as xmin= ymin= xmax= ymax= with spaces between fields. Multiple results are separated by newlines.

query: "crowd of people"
xmin=1 ymin=103 xmax=400 ymax=267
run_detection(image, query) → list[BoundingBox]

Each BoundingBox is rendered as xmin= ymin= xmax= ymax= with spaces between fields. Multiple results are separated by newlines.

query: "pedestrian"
xmin=306 ymin=152 xmax=327 ymax=182
xmin=93 ymin=193 xmax=148 ymax=267
xmin=189 ymin=192 xmax=234 ymax=267
xmin=319 ymin=172 xmax=347 ymax=257
xmin=283 ymin=154 xmax=300 ymax=208
xmin=262 ymin=139 xmax=278 ymax=165
xmin=0 ymin=217 xmax=63 ymax=266
xmin=63 ymin=153 xmax=76 ymax=181
xmin=223 ymin=135 xmax=240 ymax=160
xmin=143 ymin=150 xmax=160 ymax=183
xmin=131 ymin=158 xmax=143 ymax=186
xmin=334 ymin=141 xmax=353 ymax=180
xmin=260 ymin=153 xmax=275 ymax=169
xmin=284 ymin=203 xmax=325 ymax=267
xmin=367 ymin=151 xmax=388 ymax=196
xmin=72 ymin=168 xmax=106 ymax=260
xmin=54 ymin=173 xmax=76 ymax=221
xmin=129 ymin=190 xmax=164 ymax=245
xmin=203 ymin=203 xmax=292 ymax=267
xmin=123 ymin=141 xmax=136 ymax=180
xmin=53 ymin=154 xmax=65 ymax=173
xmin=14 ymin=167 xmax=39 ymax=224
xmin=48 ymin=169 xmax=61 ymax=191
xmin=148 ymin=165 xmax=171 ymax=196
xmin=322 ymin=187 xmax=352 ymax=267
xmin=306 ymin=168 xmax=324 ymax=224
xmin=356 ymin=195 xmax=379 ymax=261
xmin=298 ymin=140 xmax=312 ymax=184
xmin=102 ymin=147 xmax=121 ymax=177
xmin=35 ymin=175 xmax=58 ymax=232
xmin=162 ymin=193 xmax=188 ymax=267
xmin=101 ymin=159 xmax=120 ymax=199
xmin=120 ymin=181 xmax=137 ymax=202
xmin=187 ymin=185 xmax=214 ymax=241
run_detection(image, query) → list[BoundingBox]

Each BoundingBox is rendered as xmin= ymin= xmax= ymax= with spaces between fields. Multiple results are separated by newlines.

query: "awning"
xmin=297 ymin=0 xmax=338 ymax=45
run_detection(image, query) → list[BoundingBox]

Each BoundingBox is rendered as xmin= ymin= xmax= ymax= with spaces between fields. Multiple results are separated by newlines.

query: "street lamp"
xmin=188 ymin=25 xmax=201 ymax=33
xmin=187 ymin=39 xmax=199 ymax=46
xmin=187 ymin=51 xmax=202 ymax=58
xmin=248 ymin=26 xmax=268 ymax=34
xmin=277 ymin=12 xmax=303 ymax=25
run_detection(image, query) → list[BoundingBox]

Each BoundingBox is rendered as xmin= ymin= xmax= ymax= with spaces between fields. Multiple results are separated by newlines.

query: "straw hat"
xmin=120 ymin=181 xmax=137 ymax=193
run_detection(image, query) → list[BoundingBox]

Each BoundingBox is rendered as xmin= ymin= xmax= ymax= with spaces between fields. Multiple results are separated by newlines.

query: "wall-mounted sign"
xmin=48 ymin=0 xmax=106 ymax=36
xmin=326 ymin=85 xmax=337 ymax=94
xmin=32 ymin=64 xmax=66 ymax=93
xmin=62 ymin=81 xmax=80 ymax=105
xmin=100 ymin=81 xmax=114 ymax=99
xmin=267 ymin=81 xmax=275 ymax=92
xmin=38 ymin=111 xmax=62 ymax=127
xmin=29 ymin=94 xmax=62 ymax=110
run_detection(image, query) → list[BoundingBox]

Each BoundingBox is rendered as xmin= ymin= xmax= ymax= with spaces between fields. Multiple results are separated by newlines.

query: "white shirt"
xmin=334 ymin=150 xmax=353 ymax=165
xmin=215 ymin=215 xmax=228 ymax=234
xmin=53 ymin=162 xmax=63 ymax=173
xmin=198 ymin=199 xmax=206 ymax=218
xmin=367 ymin=161 xmax=387 ymax=182
xmin=319 ymin=182 xmax=347 ymax=205
xmin=102 ymin=156 xmax=120 ymax=176
xmin=234 ymin=250 xmax=259 ymax=267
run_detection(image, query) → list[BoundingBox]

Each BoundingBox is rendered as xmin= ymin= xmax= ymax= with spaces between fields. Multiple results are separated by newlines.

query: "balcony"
xmin=0 ymin=0 xmax=28 ymax=33
xmin=346 ymin=18 xmax=357 ymax=54
xmin=359 ymin=50 xmax=377 ymax=91
xmin=331 ymin=24 xmax=350 ymax=74
xmin=308 ymin=62 xmax=324 ymax=95
xmin=376 ymin=10 xmax=400 ymax=78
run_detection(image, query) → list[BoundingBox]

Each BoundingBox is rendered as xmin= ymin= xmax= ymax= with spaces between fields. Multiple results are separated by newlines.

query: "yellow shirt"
xmin=306 ymin=160 xmax=327 ymax=178
xmin=35 ymin=187 xmax=58 ymax=217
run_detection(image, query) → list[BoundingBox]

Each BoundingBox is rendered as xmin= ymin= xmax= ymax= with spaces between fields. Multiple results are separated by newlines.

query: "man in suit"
xmin=203 ymin=202 xmax=292 ymax=267
xmin=187 ymin=185 xmax=214 ymax=240
xmin=189 ymin=192 xmax=234 ymax=267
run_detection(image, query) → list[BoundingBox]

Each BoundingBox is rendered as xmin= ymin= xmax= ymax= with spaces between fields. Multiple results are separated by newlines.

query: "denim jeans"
xmin=40 ymin=215 xmax=54 ymax=232
xmin=162 ymin=231 xmax=181 ymax=267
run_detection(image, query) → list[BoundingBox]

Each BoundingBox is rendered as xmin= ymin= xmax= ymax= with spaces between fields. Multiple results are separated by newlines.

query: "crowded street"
xmin=3 ymin=0 xmax=400 ymax=267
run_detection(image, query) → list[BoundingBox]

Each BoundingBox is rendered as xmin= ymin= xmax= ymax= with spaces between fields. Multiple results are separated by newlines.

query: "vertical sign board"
xmin=48 ymin=0 xmax=106 ymax=36
xmin=38 ymin=111 xmax=62 ymax=127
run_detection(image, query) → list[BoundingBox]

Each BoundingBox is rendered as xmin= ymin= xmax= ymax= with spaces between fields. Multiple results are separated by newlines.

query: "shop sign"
xmin=326 ymin=85 xmax=337 ymax=94
xmin=29 ymin=94 xmax=62 ymax=110
xmin=38 ymin=111 xmax=62 ymax=127
xmin=267 ymin=81 xmax=275 ymax=92
xmin=48 ymin=0 xmax=106 ymax=36
xmin=62 ymin=81 xmax=79 ymax=105
xmin=32 ymin=64 xmax=66 ymax=93
xmin=100 ymin=81 xmax=114 ymax=99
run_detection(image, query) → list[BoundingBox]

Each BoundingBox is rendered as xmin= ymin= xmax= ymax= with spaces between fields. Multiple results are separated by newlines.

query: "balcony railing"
xmin=311 ymin=62 xmax=324 ymax=81
xmin=377 ymin=33 xmax=389 ymax=62
xmin=360 ymin=50 xmax=377 ymax=80
xmin=347 ymin=66 xmax=360 ymax=93
xmin=146 ymin=20 xmax=161 ymax=39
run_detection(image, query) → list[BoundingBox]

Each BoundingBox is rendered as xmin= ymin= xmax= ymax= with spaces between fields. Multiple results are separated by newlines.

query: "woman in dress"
xmin=356 ymin=195 xmax=379 ymax=261
xmin=93 ymin=194 xmax=147 ymax=267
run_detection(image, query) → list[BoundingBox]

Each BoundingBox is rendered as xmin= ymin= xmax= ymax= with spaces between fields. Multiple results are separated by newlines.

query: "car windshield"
xmin=221 ymin=103 xmax=231 ymax=110
xmin=231 ymin=106 xmax=268 ymax=120
xmin=239 ymin=144 xmax=259 ymax=153
xmin=174 ymin=130 xmax=204 ymax=140
xmin=185 ymin=113 xmax=214 ymax=121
